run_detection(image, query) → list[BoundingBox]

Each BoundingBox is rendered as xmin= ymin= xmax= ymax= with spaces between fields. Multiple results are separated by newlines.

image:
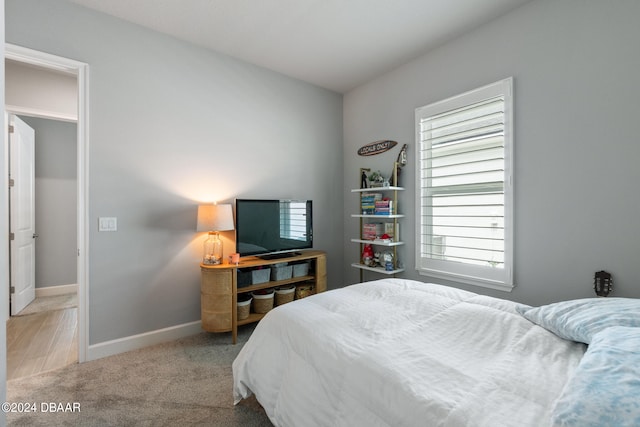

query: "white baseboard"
xmin=36 ymin=284 xmax=78 ymax=297
xmin=87 ymin=320 xmax=203 ymax=361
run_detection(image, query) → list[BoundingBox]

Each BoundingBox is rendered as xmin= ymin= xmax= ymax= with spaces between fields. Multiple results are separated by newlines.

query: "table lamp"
xmin=197 ymin=203 xmax=235 ymax=265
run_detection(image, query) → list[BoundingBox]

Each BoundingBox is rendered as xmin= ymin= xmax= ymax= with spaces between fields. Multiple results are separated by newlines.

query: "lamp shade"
xmin=196 ymin=204 xmax=235 ymax=232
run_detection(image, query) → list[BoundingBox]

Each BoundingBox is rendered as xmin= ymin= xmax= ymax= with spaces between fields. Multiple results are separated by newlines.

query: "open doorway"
xmin=6 ymin=112 xmax=78 ymax=379
xmin=4 ymin=45 xmax=89 ymax=378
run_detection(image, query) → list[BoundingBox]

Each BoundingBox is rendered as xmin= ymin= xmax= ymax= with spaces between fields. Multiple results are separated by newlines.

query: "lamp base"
xmin=203 ymin=256 xmax=222 ymax=265
xmin=203 ymin=232 xmax=223 ymax=265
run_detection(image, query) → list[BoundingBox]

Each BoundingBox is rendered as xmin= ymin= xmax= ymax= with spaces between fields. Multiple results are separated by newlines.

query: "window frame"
xmin=414 ymin=78 xmax=514 ymax=292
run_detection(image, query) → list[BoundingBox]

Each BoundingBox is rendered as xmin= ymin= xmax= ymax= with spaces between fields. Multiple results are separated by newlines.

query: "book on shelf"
xmin=384 ymin=222 xmax=399 ymax=239
xmin=361 ymin=193 xmax=382 ymax=214
xmin=362 ymin=223 xmax=384 ymax=240
xmin=361 ymin=222 xmax=400 ymax=242
xmin=361 ymin=192 xmax=383 ymax=199
xmin=374 ymin=200 xmax=393 ymax=215
xmin=382 ymin=222 xmax=400 ymax=238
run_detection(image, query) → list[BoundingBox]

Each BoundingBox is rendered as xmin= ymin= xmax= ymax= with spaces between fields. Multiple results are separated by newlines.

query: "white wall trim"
xmin=87 ymin=321 xmax=204 ymax=361
xmin=5 ymin=104 xmax=77 ymax=123
xmin=35 ymin=284 xmax=78 ymax=297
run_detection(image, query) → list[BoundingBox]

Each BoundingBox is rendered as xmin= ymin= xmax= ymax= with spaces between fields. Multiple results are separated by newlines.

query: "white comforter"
xmin=233 ymin=279 xmax=586 ymax=427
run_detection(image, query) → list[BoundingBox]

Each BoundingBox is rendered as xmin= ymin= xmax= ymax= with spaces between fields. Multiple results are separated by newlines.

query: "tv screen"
xmin=235 ymin=199 xmax=313 ymax=258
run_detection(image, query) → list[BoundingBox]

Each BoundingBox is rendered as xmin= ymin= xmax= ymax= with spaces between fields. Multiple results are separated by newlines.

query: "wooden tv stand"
xmin=200 ymin=250 xmax=327 ymax=343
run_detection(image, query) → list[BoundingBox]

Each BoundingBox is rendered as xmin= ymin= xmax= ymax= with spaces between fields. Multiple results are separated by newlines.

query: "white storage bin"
xmin=292 ymin=261 xmax=310 ymax=277
xmin=252 ymin=268 xmax=270 ymax=284
xmin=270 ymin=264 xmax=293 ymax=281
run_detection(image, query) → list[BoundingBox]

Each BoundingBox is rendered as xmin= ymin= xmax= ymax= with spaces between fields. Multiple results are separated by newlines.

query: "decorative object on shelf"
xmin=229 ymin=252 xmax=240 ymax=265
xmin=357 ymin=139 xmax=398 ymax=156
xmin=360 ymin=167 xmax=370 ymax=189
xmin=382 ymin=251 xmax=395 ymax=271
xmin=373 ymin=249 xmax=381 ymax=267
xmin=368 ymin=170 xmax=385 ymax=187
xmin=197 ymin=203 xmax=235 ymax=265
xmin=594 ymin=270 xmax=613 ymax=297
xmin=391 ymin=143 xmax=408 ymax=187
xmin=362 ymin=244 xmax=374 ymax=266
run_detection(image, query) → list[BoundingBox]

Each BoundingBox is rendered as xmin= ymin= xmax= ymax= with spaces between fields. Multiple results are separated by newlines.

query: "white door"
xmin=9 ymin=115 xmax=36 ymax=315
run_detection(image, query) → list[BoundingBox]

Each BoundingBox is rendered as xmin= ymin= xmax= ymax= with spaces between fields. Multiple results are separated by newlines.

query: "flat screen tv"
xmin=235 ymin=199 xmax=313 ymax=258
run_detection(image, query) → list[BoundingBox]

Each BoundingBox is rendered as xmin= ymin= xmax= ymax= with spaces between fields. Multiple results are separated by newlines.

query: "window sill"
xmin=417 ymin=268 xmax=514 ymax=293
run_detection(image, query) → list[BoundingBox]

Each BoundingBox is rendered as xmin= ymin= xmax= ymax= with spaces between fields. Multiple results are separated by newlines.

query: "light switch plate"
xmin=99 ymin=217 xmax=117 ymax=232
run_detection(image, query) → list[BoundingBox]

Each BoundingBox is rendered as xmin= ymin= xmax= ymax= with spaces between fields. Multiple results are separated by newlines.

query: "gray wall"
xmin=6 ymin=0 xmax=344 ymax=345
xmin=20 ymin=116 xmax=77 ymax=289
xmin=343 ymin=0 xmax=640 ymax=305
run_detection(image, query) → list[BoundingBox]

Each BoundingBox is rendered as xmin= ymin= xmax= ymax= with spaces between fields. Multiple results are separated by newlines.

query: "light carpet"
xmin=6 ymin=324 xmax=272 ymax=426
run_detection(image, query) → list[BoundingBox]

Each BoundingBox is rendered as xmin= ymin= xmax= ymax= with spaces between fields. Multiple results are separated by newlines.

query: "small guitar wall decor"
xmin=391 ymin=143 xmax=408 ymax=187
xmin=594 ymin=270 xmax=613 ymax=297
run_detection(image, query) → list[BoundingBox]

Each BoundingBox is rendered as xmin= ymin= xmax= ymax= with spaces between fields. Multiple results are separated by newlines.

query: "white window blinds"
xmin=415 ymin=78 xmax=513 ymax=291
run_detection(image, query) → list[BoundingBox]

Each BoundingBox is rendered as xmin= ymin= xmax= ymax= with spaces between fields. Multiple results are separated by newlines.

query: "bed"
xmin=232 ymin=278 xmax=640 ymax=427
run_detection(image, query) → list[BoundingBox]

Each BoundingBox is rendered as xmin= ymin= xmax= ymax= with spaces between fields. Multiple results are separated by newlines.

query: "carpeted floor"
xmin=6 ymin=324 xmax=272 ymax=426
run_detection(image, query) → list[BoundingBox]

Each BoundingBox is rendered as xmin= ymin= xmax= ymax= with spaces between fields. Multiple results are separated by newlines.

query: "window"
xmin=415 ymin=78 xmax=513 ymax=291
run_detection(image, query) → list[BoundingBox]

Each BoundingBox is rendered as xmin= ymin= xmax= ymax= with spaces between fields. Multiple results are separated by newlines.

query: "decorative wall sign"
xmin=357 ymin=140 xmax=397 ymax=156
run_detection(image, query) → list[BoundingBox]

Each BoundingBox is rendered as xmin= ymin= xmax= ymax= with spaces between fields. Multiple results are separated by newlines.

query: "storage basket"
xmin=237 ymin=269 xmax=252 ymax=288
xmin=237 ymin=295 xmax=252 ymax=320
xmin=252 ymin=289 xmax=275 ymax=314
xmin=292 ymin=261 xmax=310 ymax=277
xmin=251 ymin=268 xmax=270 ymax=285
xmin=275 ymin=285 xmax=295 ymax=306
xmin=270 ymin=263 xmax=293 ymax=281
xmin=295 ymin=284 xmax=314 ymax=300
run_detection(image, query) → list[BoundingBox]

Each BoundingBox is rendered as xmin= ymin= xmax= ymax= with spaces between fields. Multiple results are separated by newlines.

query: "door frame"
xmin=4 ymin=44 xmax=90 ymax=363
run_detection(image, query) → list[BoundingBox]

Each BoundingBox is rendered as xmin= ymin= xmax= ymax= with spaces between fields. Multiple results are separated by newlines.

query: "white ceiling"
xmin=67 ymin=0 xmax=531 ymax=93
